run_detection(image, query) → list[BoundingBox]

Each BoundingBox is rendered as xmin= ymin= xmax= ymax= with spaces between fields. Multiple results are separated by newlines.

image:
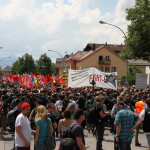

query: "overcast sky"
xmin=0 ymin=0 xmax=135 ymax=67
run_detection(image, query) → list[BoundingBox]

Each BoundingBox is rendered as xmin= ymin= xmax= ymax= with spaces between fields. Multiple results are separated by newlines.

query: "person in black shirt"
xmin=0 ymin=95 xmax=9 ymax=137
xmin=70 ymin=109 xmax=85 ymax=150
xmin=95 ymin=96 xmax=111 ymax=150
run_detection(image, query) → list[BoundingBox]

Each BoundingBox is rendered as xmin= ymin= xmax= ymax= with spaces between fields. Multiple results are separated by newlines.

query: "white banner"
xmin=135 ymin=73 xmax=147 ymax=89
xmin=68 ymin=67 xmax=117 ymax=90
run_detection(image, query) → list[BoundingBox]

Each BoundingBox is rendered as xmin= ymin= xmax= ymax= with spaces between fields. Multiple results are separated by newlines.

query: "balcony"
xmin=98 ymin=58 xmax=111 ymax=65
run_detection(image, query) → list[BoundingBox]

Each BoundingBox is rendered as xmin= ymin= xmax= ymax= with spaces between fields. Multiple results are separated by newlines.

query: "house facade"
xmin=65 ymin=45 xmax=127 ymax=79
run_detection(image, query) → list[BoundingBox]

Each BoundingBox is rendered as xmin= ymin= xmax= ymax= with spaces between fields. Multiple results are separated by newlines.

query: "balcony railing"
xmin=98 ymin=59 xmax=111 ymax=65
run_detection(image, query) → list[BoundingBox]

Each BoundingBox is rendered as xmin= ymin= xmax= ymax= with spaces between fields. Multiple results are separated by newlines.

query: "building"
xmin=2 ymin=66 xmax=12 ymax=77
xmin=65 ymin=43 xmax=127 ymax=79
xmin=55 ymin=54 xmax=72 ymax=76
xmin=129 ymin=59 xmax=150 ymax=85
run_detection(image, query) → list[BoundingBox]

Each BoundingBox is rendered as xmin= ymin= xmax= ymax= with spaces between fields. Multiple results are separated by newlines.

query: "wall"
xmin=76 ymin=47 xmax=127 ymax=79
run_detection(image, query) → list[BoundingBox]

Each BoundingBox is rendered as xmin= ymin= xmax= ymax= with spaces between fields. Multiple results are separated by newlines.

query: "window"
xmin=99 ymin=67 xmax=104 ymax=72
xmin=106 ymin=56 xmax=110 ymax=61
xmin=66 ymin=66 xmax=70 ymax=73
xmin=105 ymin=67 xmax=110 ymax=72
xmin=99 ymin=56 xmax=103 ymax=60
xmin=112 ymin=67 xmax=117 ymax=72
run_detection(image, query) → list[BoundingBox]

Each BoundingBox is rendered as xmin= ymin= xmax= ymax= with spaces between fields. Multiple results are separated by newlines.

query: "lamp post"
xmin=0 ymin=57 xmax=11 ymax=62
xmin=48 ymin=50 xmax=63 ymax=58
xmin=48 ymin=49 xmax=63 ymax=78
xmin=0 ymin=57 xmax=11 ymax=69
xmin=99 ymin=20 xmax=128 ymax=79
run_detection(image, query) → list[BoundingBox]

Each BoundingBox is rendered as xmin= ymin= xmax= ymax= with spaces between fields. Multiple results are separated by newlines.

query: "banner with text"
xmin=68 ymin=67 xmax=117 ymax=90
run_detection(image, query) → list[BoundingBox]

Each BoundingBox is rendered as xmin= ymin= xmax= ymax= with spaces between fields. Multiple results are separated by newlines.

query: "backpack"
xmin=61 ymin=123 xmax=78 ymax=139
xmin=86 ymin=104 xmax=99 ymax=124
xmin=55 ymin=105 xmax=63 ymax=120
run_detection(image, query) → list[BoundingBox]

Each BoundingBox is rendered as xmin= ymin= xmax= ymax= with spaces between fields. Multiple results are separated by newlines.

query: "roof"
xmin=65 ymin=51 xmax=92 ymax=61
xmin=66 ymin=45 xmax=126 ymax=63
xmin=128 ymin=59 xmax=150 ymax=66
xmin=78 ymin=45 xmax=126 ymax=62
xmin=84 ymin=43 xmax=125 ymax=52
xmin=2 ymin=66 xmax=12 ymax=71
xmin=56 ymin=54 xmax=73 ymax=68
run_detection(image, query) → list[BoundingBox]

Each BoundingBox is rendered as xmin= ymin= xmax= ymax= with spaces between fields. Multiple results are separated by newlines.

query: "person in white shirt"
xmin=15 ymin=102 xmax=31 ymax=150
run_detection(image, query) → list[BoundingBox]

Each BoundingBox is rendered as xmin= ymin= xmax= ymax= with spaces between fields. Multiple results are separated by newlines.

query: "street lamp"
xmin=99 ymin=21 xmax=127 ymax=39
xmin=0 ymin=57 xmax=11 ymax=61
xmin=0 ymin=57 xmax=11 ymax=69
xmin=48 ymin=49 xmax=64 ymax=77
xmin=99 ymin=20 xmax=128 ymax=79
xmin=48 ymin=50 xmax=63 ymax=58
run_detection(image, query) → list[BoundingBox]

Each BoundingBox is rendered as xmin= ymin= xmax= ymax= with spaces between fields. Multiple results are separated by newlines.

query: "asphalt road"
xmin=0 ymin=127 xmax=148 ymax=150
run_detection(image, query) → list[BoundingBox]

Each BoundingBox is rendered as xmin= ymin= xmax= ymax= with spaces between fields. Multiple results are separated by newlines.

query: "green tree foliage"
xmin=121 ymin=0 xmax=150 ymax=61
xmin=0 ymin=69 xmax=3 ymax=76
xmin=51 ymin=63 xmax=56 ymax=74
xmin=120 ymin=65 xmax=142 ymax=85
xmin=36 ymin=53 xmax=52 ymax=75
xmin=11 ymin=53 xmax=36 ymax=74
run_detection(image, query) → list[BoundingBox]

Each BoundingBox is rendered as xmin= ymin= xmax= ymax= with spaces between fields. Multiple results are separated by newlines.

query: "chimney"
xmin=93 ymin=43 xmax=95 ymax=51
xmin=105 ymin=42 xmax=107 ymax=46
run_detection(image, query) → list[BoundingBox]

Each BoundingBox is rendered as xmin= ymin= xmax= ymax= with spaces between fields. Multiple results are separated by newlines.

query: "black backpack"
xmin=61 ymin=123 xmax=78 ymax=139
xmin=86 ymin=104 xmax=98 ymax=124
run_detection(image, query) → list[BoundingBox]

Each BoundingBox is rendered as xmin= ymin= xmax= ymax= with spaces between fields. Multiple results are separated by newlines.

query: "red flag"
xmin=24 ymin=73 xmax=32 ymax=89
xmin=13 ymin=75 xmax=19 ymax=82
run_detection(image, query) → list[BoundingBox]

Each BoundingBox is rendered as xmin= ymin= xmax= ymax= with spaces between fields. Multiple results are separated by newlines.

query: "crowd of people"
xmin=0 ymin=81 xmax=150 ymax=150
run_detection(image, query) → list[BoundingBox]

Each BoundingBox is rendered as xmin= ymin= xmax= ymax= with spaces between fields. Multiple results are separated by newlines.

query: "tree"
xmin=121 ymin=0 xmax=150 ymax=61
xmin=36 ymin=53 xmax=52 ymax=75
xmin=51 ymin=63 xmax=56 ymax=74
xmin=0 ymin=69 xmax=3 ymax=77
xmin=11 ymin=53 xmax=36 ymax=74
xmin=120 ymin=65 xmax=142 ymax=85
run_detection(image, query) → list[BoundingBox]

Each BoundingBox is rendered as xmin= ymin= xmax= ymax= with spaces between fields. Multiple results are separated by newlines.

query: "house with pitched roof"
xmin=65 ymin=43 xmax=127 ymax=79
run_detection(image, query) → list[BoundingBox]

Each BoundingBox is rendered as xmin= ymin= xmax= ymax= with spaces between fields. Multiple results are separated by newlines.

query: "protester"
xmin=95 ymin=95 xmax=111 ymax=150
xmin=131 ymin=99 xmax=150 ymax=150
xmin=15 ymin=102 xmax=31 ymax=150
xmin=70 ymin=109 xmax=86 ymax=150
xmin=67 ymin=103 xmax=76 ymax=119
xmin=68 ymin=94 xmax=78 ymax=110
xmin=7 ymin=99 xmax=22 ymax=133
xmin=58 ymin=109 xmax=73 ymax=139
xmin=29 ymin=99 xmax=42 ymax=130
xmin=134 ymin=95 xmax=148 ymax=146
xmin=59 ymin=138 xmax=76 ymax=150
xmin=47 ymin=101 xmax=57 ymax=138
xmin=0 ymin=95 xmax=9 ymax=137
xmin=114 ymin=101 xmax=140 ymax=150
xmin=34 ymin=105 xmax=53 ymax=150
xmin=111 ymin=96 xmax=131 ymax=118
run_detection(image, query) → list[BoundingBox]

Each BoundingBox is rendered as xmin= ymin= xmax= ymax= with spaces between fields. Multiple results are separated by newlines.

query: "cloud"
xmin=0 ymin=0 xmax=136 ymax=66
